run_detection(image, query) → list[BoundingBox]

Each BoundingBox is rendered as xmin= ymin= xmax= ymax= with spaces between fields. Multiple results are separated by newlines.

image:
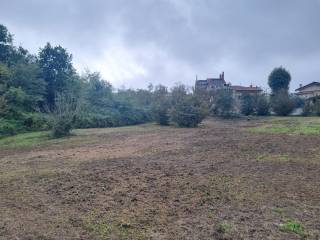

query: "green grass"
xmin=248 ymin=117 xmax=320 ymax=135
xmin=85 ymin=220 xmax=113 ymax=237
xmin=217 ymin=222 xmax=232 ymax=234
xmin=0 ymin=130 xmax=84 ymax=149
xmin=0 ymin=123 xmax=161 ymax=150
xmin=82 ymin=212 xmax=147 ymax=239
xmin=73 ymin=123 xmax=161 ymax=136
xmin=0 ymin=131 xmax=51 ymax=149
xmin=256 ymin=154 xmax=290 ymax=162
xmin=279 ymin=219 xmax=305 ymax=237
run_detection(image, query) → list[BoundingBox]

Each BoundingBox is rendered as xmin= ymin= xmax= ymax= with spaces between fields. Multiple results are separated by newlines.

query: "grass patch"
xmin=248 ymin=117 xmax=320 ymax=135
xmin=82 ymin=212 xmax=148 ymax=239
xmin=73 ymin=123 xmax=161 ymax=136
xmin=84 ymin=219 xmax=113 ymax=238
xmin=0 ymin=130 xmax=81 ymax=149
xmin=206 ymin=174 xmax=265 ymax=205
xmin=256 ymin=154 xmax=290 ymax=162
xmin=250 ymin=124 xmax=320 ymax=134
xmin=0 ymin=123 xmax=160 ymax=150
xmin=279 ymin=219 xmax=305 ymax=237
xmin=217 ymin=222 xmax=232 ymax=234
xmin=0 ymin=131 xmax=51 ymax=149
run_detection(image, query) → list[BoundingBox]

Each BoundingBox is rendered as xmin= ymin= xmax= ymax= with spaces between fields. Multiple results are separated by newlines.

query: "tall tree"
xmin=240 ymin=93 xmax=255 ymax=116
xmin=268 ymin=67 xmax=293 ymax=116
xmin=38 ymin=43 xmax=75 ymax=109
xmin=0 ymin=24 xmax=13 ymax=63
xmin=0 ymin=63 xmax=10 ymax=116
xmin=0 ymin=62 xmax=10 ymax=85
xmin=271 ymin=89 xmax=294 ymax=116
xmin=10 ymin=63 xmax=46 ymax=110
xmin=84 ymin=71 xmax=112 ymax=108
xmin=268 ymin=67 xmax=291 ymax=94
xmin=152 ymin=85 xmax=170 ymax=125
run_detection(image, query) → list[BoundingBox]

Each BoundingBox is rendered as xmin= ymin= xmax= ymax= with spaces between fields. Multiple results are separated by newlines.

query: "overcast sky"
xmin=1 ymin=0 xmax=320 ymax=91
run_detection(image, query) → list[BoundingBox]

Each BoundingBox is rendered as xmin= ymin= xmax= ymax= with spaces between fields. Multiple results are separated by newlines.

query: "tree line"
xmin=0 ymin=24 xmax=312 ymax=138
xmin=190 ymin=66 xmax=300 ymax=119
xmin=0 ymin=24 xmax=209 ymax=137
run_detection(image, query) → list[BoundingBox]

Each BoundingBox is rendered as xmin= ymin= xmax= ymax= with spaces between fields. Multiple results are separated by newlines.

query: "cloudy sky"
xmin=1 ymin=0 xmax=320 ymax=90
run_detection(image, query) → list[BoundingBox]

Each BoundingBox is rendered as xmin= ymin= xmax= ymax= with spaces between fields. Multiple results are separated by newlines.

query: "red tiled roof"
xmin=295 ymin=82 xmax=320 ymax=91
xmin=229 ymin=85 xmax=262 ymax=91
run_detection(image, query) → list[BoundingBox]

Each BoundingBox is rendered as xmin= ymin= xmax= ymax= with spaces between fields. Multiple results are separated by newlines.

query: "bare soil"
xmin=0 ymin=118 xmax=319 ymax=239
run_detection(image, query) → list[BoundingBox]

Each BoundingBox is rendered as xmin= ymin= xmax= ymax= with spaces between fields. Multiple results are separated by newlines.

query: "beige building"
xmin=195 ymin=72 xmax=227 ymax=91
xmin=229 ymin=85 xmax=262 ymax=100
xmin=195 ymin=72 xmax=262 ymax=97
xmin=295 ymin=82 xmax=320 ymax=99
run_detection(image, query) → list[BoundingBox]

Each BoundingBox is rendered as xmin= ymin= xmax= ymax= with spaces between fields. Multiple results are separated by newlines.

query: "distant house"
xmin=195 ymin=72 xmax=262 ymax=98
xmin=195 ymin=72 xmax=227 ymax=91
xmin=229 ymin=85 xmax=263 ymax=100
xmin=295 ymin=82 xmax=320 ymax=99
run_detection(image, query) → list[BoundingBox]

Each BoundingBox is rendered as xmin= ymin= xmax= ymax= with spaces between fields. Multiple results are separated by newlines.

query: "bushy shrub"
xmin=302 ymin=101 xmax=312 ymax=116
xmin=291 ymin=95 xmax=304 ymax=109
xmin=256 ymin=95 xmax=270 ymax=116
xmin=152 ymin=85 xmax=170 ymax=126
xmin=169 ymin=85 xmax=207 ymax=127
xmin=74 ymin=106 xmax=150 ymax=129
xmin=2 ymin=86 xmax=28 ymax=119
xmin=169 ymin=96 xmax=207 ymax=127
xmin=211 ymin=90 xmax=235 ymax=118
xmin=313 ymin=99 xmax=320 ymax=116
xmin=240 ymin=94 xmax=255 ymax=116
xmin=74 ymin=113 xmax=115 ymax=128
xmin=52 ymin=118 xmax=73 ymax=138
xmin=271 ymin=90 xmax=294 ymax=116
xmin=23 ymin=113 xmax=52 ymax=131
xmin=117 ymin=107 xmax=151 ymax=126
xmin=153 ymin=103 xmax=170 ymax=125
xmin=170 ymin=103 xmax=206 ymax=127
xmin=0 ymin=119 xmax=18 ymax=137
xmin=0 ymin=114 xmax=51 ymax=137
xmin=111 ymin=100 xmax=151 ymax=126
xmin=51 ymin=93 xmax=78 ymax=138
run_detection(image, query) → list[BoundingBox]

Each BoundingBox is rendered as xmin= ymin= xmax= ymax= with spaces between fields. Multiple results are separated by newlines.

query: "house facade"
xmin=295 ymin=82 xmax=320 ymax=99
xmin=195 ymin=72 xmax=262 ymax=98
xmin=229 ymin=85 xmax=263 ymax=100
xmin=195 ymin=72 xmax=227 ymax=91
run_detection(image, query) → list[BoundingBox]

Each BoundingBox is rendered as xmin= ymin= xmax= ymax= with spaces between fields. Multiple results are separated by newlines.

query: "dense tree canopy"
xmin=240 ymin=93 xmax=255 ymax=116
xmin=268 ymin=67 xmax=291 ymax=94
xmin=151 ymin=85 xmax=170 ymax=125
xmin=0 ymin=23 xmax=303 ymax=137
xmin=211 ymin=90 xmax=235 ymax=118
xmin=271 ymin=89 xmax=294 ymax=116
xmin=169 ymin=84 xmax=207 ymax=127
xmin=268 ymin=67 xmax=294 ymax=116
xmin=0 ymin=24 xmax=13 ymax=63
xmin=38 ymin=43 xmax=75 ymax=109
xmin=0 ymin=24 xmax=161 ymax=137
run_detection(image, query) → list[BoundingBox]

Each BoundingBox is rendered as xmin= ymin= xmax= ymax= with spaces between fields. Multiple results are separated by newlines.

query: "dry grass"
xmin=0 ymin=117 xmax=320 ymax=239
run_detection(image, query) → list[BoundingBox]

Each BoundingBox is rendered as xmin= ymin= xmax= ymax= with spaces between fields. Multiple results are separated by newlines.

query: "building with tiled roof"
xmin=195 ymin=72 xmax=227 ymax=91
xmin=295 ymin=82 xmax=320 ymax=99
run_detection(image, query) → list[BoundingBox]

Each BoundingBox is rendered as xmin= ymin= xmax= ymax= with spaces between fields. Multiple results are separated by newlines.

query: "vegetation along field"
xmin=1 ymin=117 xmax=319 ymax=240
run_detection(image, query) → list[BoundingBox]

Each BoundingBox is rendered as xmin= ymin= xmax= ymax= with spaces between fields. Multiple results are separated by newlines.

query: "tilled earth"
xmin=0 ymin=119 xmax=319 ymax=239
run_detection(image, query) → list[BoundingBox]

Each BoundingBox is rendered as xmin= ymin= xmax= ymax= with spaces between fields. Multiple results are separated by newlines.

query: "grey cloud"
xmin=0 ymin=0 xmax=320 ymax=90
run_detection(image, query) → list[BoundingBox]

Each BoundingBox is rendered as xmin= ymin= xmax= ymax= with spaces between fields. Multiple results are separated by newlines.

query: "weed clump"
xmin=217 ymin=222 xmax=232 ymax=234
xmin=279 ymin=219 xmax=305 ymax=237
